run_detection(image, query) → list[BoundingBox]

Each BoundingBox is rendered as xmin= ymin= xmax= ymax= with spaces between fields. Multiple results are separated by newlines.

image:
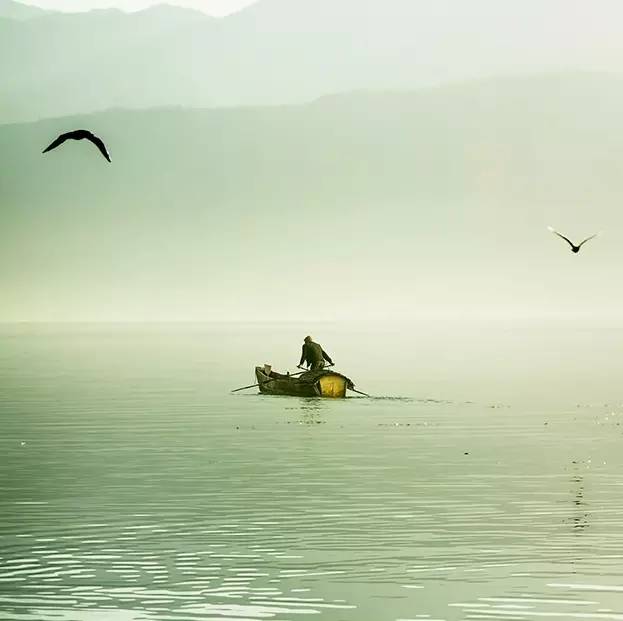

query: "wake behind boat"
xmin=255 ymin=364 xmax=355 ymax=398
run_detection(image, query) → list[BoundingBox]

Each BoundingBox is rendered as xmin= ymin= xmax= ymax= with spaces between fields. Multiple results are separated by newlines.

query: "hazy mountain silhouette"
xmin=2 ymin=74 xmax=623 ymax=320
xmin=0 ymin=0 xmax=49 ymax=19
xmin=3 ymin=0 xmax=623 ymax=122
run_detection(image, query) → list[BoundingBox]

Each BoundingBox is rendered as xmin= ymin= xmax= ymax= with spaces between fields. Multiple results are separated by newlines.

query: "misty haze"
xmin=2 ymin=2 xmax=623 ymax=621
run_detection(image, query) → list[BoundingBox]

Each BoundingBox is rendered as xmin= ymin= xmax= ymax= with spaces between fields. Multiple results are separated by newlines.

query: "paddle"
xmin=348 ymin=388 xmax=371 ymax=398
xmin=230 ymin=364 xmax=334 ymax=394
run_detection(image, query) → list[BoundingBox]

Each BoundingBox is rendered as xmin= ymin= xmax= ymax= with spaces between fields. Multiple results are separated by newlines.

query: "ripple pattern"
xmin=1 ymin=326 xmax=623 ymax=620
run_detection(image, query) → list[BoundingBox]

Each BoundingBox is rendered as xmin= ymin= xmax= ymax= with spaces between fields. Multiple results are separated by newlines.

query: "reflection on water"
xmin=1 ymin=323 xmax=623 ymax=621
xmin=571 ymin=470 xmax=589 ymax=534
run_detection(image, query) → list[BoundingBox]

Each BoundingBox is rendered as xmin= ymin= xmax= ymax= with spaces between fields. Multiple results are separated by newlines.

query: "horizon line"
xmin=0 ymin=315 xmax=620 ymax=324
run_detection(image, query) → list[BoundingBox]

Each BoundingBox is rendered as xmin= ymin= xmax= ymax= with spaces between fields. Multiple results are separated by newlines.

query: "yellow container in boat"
xmin=317 ymin=374 xmax=348 ymax=398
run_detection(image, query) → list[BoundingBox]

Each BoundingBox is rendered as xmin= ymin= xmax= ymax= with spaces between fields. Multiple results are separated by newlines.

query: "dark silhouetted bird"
xmin=42 ymin=130 xmax=111 ymax=162
xmin=548 ymin=227 xmax=599 ymax=254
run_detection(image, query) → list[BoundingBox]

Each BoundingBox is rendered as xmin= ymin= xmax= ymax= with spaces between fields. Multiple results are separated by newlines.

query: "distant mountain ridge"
xmin=3 ymin=0 xmax=623 ymax=123
xmin=2 ymin=0 xmax=246 ymax=18
xmin=2 ymin=73 xmax=622 ymax=320
xmin=0 ymin=0 xmax=49 ymax=19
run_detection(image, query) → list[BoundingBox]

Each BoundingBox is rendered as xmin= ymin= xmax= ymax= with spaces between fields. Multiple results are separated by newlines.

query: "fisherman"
xmin=298 ymin=336 xmax=334 ymax=371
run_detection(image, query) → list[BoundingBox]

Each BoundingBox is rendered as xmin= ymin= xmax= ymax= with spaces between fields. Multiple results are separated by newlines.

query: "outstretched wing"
xmin=86 ymin=133 xmax=111 ymax=162
xmin=548 ymin=226 xmax=575 ymax=248
xmin=42 ymin=133 xmax=70 ymax=154
xmin=578 ymin=232 xmax=599 ymax=248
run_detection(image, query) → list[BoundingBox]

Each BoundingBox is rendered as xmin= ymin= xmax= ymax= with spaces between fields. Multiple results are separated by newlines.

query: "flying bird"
xmin=42 ymin=129 xmax=111 ymax=162
xmin=548 ymin=227 xmax=599 ymax=254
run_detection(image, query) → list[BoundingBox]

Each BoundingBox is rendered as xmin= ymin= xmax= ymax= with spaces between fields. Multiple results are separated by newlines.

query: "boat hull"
xmin=255 ymin=366 xmax=352 ymax=398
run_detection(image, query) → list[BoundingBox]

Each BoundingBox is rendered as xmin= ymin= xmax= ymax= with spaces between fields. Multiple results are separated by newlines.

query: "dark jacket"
xmin=299 ymin=341 xmax=333 ymax=367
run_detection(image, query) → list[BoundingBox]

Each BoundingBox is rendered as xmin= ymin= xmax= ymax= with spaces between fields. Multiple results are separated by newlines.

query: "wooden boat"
xmin=255 ymin=365 xmax=355 ymax=398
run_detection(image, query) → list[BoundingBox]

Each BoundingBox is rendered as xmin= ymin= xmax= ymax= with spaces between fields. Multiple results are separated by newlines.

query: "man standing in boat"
xmin=298 ymin=336 xmax=334 ymax=371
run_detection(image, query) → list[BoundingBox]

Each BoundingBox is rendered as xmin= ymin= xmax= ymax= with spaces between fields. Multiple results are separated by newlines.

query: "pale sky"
xmin=20 ymin=0 xmax=257 ymax=16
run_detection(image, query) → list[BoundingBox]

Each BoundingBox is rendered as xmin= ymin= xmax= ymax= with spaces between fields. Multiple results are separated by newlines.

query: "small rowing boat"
xmin=254 ymin=365 xmax=355 ymax=398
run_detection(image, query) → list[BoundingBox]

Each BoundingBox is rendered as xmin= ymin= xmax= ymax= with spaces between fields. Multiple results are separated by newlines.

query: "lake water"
xmin=1 ymin=321 xmax=623 ymax=621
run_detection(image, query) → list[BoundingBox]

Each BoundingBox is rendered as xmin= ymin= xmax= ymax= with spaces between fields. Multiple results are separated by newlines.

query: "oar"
xmin=349 ymin=388 xmax=371 ymax=398
xmin=230 ymin=364 xmax=335 ymax=394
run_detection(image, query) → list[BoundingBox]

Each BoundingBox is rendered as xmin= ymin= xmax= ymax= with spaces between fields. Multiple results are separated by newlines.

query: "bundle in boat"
xmin=255 ymin=365 xmax=355 ymax=398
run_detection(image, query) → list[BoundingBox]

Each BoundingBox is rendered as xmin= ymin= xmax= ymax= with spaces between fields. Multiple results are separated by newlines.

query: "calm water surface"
xmin=1 ymin=322 xmax=623 ymax=620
